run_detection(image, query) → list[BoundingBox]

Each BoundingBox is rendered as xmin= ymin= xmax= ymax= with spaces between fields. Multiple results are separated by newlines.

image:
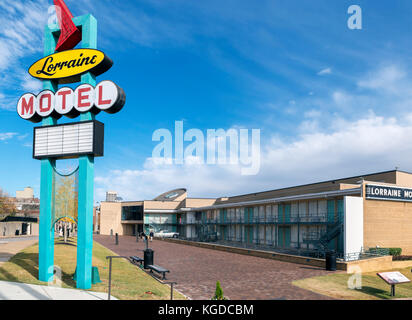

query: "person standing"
xmin=149 ymin=230 xmax=154 ymax=242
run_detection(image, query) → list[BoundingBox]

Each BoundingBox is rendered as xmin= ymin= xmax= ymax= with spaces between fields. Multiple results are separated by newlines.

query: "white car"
xmin=154 ymin=230 xmax=179 ymax=238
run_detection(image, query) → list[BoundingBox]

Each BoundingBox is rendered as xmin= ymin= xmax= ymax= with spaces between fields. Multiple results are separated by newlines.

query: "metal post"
xmin=108 ymin=257 xmax=112 ymax=300
xmin=106 ymin=256 xmax=130 ymax=300
xmin=171 ymin=282 xmax=174 ymax=300
xmin=115 ymin=233 xmax=119 ymax=245
xmin=391 ymin=284 xmax=395 ymax=297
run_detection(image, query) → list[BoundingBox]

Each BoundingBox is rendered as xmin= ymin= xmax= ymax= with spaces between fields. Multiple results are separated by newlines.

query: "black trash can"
xmin=144 ymin=249 xmax=154 ymax=269
xmin=325 ymin=251 xmax=336 ymax=271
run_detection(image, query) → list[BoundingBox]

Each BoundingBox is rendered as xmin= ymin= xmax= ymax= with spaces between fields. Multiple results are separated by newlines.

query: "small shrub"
xmin=212 ymin=281 xmax=227 ymax=300
xmin=388 ymin=248 xmax=402 ymax=256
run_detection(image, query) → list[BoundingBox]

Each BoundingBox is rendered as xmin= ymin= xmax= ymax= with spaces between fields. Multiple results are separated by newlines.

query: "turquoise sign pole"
xmin=38 ymin=14 xmax=97 ymax=290
xmin=75 ymin=14 xmax=97 ymax=290
xmin=38 ymin=24 xmax=58 ymax=283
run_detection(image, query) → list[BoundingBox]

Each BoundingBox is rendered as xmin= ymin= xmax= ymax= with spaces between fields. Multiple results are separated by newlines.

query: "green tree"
xmin=54 ymin=175 xmax=78 ymax=221
xmin=212 ymin=281 xmax=227 ymax=300
xmin=53 ymin=175 xmax=78 ymax=242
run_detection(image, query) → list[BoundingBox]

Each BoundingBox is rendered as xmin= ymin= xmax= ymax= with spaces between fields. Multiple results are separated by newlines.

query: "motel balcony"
xmin=181 ymin=214 xmax=342 ymax=225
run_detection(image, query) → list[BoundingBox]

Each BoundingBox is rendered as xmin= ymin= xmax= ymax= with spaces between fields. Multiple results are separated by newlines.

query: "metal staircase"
xmin=318 ymin=222 xmax=342 ymax=249
xmin=303 ymin=220 xmax=343 ymax=251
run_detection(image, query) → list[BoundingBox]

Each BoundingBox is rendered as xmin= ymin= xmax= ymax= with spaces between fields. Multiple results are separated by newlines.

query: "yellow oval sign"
xmin=28 ymin=49 xmax=113 ymax=83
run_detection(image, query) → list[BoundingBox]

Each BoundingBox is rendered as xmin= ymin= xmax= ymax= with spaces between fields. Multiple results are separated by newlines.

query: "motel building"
xmin=99 ymin=170 xmax=412 ymax=261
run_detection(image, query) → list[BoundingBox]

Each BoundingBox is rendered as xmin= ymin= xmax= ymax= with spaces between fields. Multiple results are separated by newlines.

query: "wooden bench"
xmin=147 ymin=264 xmax=170 ymax=280
xmin=130 ymin=256 xmax=144 ymax=266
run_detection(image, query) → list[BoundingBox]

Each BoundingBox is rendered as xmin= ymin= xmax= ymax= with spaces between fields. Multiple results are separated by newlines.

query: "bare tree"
xmin=0 ymin=188 xmax=16 ymax=220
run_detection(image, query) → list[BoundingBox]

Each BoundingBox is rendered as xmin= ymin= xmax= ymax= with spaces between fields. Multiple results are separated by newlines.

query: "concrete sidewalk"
xmin=0 ymin=281 xmax=117 ymax=300
xmin=0 ymin=237 xmax=38 ymax=264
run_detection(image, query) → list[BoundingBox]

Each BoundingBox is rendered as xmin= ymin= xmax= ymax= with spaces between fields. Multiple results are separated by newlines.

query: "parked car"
xmin=154 ymin=230 xmax=179 ymax=238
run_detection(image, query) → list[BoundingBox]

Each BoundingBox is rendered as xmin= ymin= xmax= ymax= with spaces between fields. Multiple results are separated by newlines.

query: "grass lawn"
xmin=293 ymin=267 xmax=412 ymax=300
xmin=0 ymin=238 xmax=186 ymax=300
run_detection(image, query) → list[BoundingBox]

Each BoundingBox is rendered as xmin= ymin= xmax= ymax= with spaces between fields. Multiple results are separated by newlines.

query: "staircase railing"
xmin=302 ymin=217 xmax=343 ymax=251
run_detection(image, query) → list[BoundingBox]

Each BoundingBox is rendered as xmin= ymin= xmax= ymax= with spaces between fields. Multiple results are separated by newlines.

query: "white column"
xmin=344 ymin=196 xmax=364 ymax=261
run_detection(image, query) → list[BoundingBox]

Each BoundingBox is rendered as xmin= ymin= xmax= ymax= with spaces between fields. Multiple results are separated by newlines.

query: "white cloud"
xmin=0 ymin=1 xmax=48 ymax=69
xmin=0 ymin=133 xmax=18 ymax=141
xmin=17 ymin=133 xmax=29 ymax=141
xmin=21 ymin=74 xmax=43 ymax=92
xmin=317 ymin=68 xmax=332 ymax=75
xmin=304 ymin=109 xmax=322 ymax=118
xmin=357 ymin=65 xmax=408 ymax=94
xmin=332 ymin=90 xmax=353 ymax=108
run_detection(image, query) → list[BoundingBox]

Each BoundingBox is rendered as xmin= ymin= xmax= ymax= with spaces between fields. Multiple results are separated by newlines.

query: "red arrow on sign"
xmin=54 ymin=0 xmax=82 ymax=52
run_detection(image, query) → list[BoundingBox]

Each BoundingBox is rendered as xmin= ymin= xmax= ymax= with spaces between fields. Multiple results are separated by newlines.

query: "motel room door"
xmin=243 ymin=225 xmax=254 ymax=244
xmin=278 ymin=204 xmax=291 ymax=223
xmin=277 ymin=226 xmax=291 ymax=248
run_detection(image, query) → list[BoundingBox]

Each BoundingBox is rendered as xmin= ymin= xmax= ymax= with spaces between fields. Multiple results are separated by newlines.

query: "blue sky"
xmin=1 ymin=0 xmax=412 ymax=201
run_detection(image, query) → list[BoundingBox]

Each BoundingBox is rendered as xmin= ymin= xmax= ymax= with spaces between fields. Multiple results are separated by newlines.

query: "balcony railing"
xmin=179 ymin=214 xmax=342 ymax=225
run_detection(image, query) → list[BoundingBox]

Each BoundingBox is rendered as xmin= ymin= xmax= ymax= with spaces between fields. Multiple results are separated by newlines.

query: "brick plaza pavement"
xmin=94 ymin=235 xmax=334 ymax=300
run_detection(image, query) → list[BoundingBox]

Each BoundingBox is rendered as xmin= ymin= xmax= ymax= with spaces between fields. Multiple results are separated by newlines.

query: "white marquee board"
xmin=33 ymin=120 xmax=104 ymax=159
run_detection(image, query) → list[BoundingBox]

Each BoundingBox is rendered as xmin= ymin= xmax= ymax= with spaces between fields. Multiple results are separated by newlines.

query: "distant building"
xmin=106 ymin=191 xmax=118 ymax=202
xmin=93 ymin=206 xmax=100 ymax=233
xmin=16 ymin=187 xmax=34 ymax=200
xmin=14 ymin=187 xmax=39 ymax=218
xmin=0 ymin=187 xmax=39 ymax=237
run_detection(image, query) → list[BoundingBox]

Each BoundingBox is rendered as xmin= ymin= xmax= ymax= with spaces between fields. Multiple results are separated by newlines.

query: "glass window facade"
xmin=121 ymin=205 xmax=143 ymax=221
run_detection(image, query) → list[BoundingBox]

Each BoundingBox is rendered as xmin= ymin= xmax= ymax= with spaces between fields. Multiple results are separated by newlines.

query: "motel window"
xmin=265 ymin=206 xmax=271 ymax=221
xmin=259 ymin=206 xmax=264 ymax=220
xmin=272 ymin=204 xmax=278 ymax=220
xmin=291 ymin=203 xmax=298 ymax=218
xmin=254 ymin=207 xmax=259 ymax=221
xmin=308 ymin=201 xmax=317 ymax=215
xmin=298 ymin=202 xmax=307 ymax=217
